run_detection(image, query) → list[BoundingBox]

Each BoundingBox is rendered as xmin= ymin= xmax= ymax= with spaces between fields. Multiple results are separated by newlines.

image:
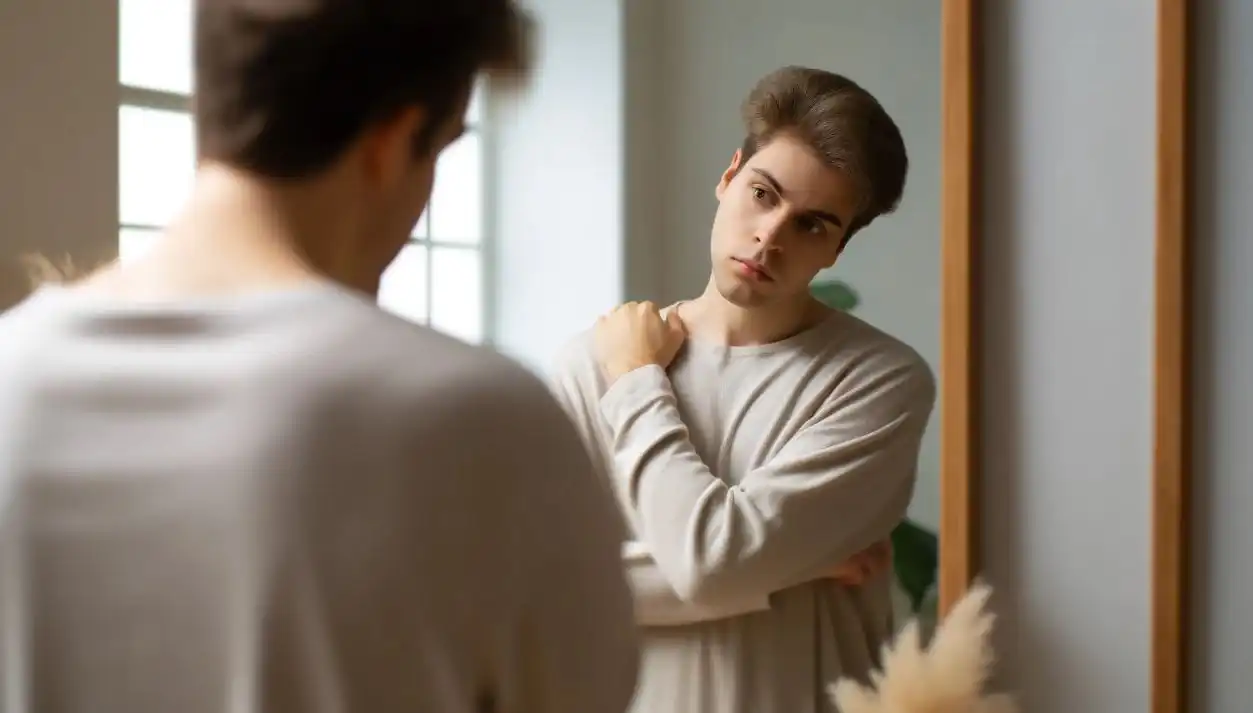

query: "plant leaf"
xmin=810 ymin=279 xmax=860 ymax=312
xmin=890 ymin=519 xmax=939 ymax=612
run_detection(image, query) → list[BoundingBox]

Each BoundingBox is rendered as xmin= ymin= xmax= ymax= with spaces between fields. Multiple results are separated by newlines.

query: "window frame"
xmin=118 ymin=85 xmax=193 ymax=241
xmin=117 ymin=74 xmax=493 ymax=345
xmin=396 ymin=114 xmax=492 ymax=346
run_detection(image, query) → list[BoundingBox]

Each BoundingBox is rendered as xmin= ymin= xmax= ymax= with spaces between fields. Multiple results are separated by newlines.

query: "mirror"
xmin=525 ymin=0 xmax=980 ymax=708
xmin=613 ymin=0 xmax=968 ymax=631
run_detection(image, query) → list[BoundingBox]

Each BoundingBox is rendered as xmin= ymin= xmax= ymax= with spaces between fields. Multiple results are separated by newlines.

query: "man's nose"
xmin=754 ymin=211 xmax=790 ymax=251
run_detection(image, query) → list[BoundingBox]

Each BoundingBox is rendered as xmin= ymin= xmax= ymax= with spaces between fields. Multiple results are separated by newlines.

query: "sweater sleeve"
xmin=547 ymin=340 xmax=772 ymax=626
xmin=624 ymin=543 xmax=771 ymax=626
xmin=599 ymin=360 xmax=935 ymax=603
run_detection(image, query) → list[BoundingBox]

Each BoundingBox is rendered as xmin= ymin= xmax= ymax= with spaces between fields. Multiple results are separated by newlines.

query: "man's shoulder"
xmin=550 ymin=326 xmax=598 ymax=374
xmin=348 ymin=309 xmax=563 ymax=423
xmin=547 ymin=326 xmax=609 ymax=397
xmin=818 ymin=311 xmax=937 ymax=407
xmin=318 ymin=310 xmax=600 ymax=500
xmin=363 ymin=321 xmax=614 ymax=514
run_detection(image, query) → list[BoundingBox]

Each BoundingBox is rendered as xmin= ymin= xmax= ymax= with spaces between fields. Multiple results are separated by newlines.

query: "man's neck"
xmin=682 ymin=279 xmax=829 ymax=347
xmin=87 ymin=165 xmax=386 ymax=301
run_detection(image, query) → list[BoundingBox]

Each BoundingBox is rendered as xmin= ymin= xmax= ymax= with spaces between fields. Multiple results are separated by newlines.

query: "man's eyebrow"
xmin=750 ymin=168 xmax=844 ymax=228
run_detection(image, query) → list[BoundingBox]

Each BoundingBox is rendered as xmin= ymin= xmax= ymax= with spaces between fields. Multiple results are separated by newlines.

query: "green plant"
xmin=810 ymin=278 xmax=939 ymax=613
xmin=809 ymin=279 xmax=861 ymax=312
xmin=888 ymin=518 xmax=938 ymax=612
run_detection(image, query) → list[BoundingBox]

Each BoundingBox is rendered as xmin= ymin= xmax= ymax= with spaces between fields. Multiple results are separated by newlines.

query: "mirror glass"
xmin=626 ymin=0 xmax=944 ymax=629
xmin=522 ymin=0 xmax=946 ymax=708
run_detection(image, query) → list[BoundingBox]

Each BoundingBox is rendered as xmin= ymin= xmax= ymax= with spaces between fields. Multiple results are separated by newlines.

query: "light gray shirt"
xmin=550 ymin=309 xmax=936 ymax=713
xmin=0 ymin=283 xmax=639 ymax=713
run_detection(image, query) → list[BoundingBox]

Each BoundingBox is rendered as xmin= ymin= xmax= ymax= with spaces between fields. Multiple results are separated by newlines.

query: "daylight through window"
xmin=117 ymin=0 xmax=488 ymax=343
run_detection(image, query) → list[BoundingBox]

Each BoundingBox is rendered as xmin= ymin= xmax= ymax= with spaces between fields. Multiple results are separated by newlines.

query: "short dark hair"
xmin=194 ymin=0 xmax=533 ymax=178
xmin=739 ymin=66 xmax=908 ymax=243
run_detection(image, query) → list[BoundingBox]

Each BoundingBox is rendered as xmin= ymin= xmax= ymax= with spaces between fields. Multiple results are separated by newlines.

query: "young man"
xmin=0 ymin=3 xmax=639 ymax=712
xmin=551 ymin=66 xmax=936 ymax=712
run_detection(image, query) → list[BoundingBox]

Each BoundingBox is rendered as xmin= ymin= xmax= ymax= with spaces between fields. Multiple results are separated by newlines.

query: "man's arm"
xmin=489 ymin=369 xmax=641 ymax=713
xmin=600 ymin=358 xmax=935 ymax=604
xmin=548 ymin=339 xmax=772 ymax=626
xmin=624 ymin=542 xmax=773 ymax=626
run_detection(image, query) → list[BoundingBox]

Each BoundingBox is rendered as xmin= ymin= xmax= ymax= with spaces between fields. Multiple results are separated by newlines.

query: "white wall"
xmin=0 ymin=0 xmax=118 ymax=309
xmin=637 ymin=0 xmax=945 ymax=529
xmin=491 ymin=0 xmax=627 ymax=371
xmin=1191 ymin=0 xmax=1253 ymax=710
xmin=979 ymin=1 xmax=1156 ymax=709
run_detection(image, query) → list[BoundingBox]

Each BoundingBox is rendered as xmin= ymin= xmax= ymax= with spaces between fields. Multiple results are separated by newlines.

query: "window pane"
xmin=119 ymin=0 xmax=194 ymax=94
xmin=379 ymin=244 xmax=429 ymax=324
xmin=428 ymin=132 xmax=482 ymax=245
xmin=119 ymin=227 xmax=161 ymax=264
xmin=120 ymin=106 xmax=196 ymax=227
xmin=430 ymin=248 xmax=482 ymax=343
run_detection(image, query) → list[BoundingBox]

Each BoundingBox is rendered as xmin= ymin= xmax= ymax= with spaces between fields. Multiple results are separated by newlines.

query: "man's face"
xmin=709 ymin=134 xmax=861 ymax=308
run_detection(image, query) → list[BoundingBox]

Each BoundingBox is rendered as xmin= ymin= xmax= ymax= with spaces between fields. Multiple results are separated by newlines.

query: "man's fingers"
xmin=828 ymin=540 xmax=894 ymax=587
xmin=666 ymin=309 xmax=686 ymax=334
xmin=831 ymin=559 xmax=867 ymax=584
xmin=868 ymin=544 xmax=887 ymax=566
xmin=830 ymin=562 xmax=856 ymax=578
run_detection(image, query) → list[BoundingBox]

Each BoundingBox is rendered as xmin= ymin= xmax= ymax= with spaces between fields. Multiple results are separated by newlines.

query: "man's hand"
xmin=829 ymin=539 xmax=892 ymax=587
xmin=594 ymin=301 xmax=687 ymax=382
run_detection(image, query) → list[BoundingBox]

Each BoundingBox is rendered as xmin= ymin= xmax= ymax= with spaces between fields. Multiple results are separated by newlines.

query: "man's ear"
xmin=715 ymin=148 xmax=744 ymax=200
xmin=362 ymin=106 xmax=426 ymax=187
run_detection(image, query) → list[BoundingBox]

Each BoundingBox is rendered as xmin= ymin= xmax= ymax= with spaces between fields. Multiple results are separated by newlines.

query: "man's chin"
xmin=714 ymin=275 xmax=770 ymax=308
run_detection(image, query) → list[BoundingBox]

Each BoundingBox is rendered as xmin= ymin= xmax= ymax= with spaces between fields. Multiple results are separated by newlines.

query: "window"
xmin=117 ymin=0 xmax=489 ymax=344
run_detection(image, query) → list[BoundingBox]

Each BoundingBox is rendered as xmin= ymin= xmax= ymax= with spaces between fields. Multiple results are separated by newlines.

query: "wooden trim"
xmin=938 ymin=0 xmax=980 ymax=616
xmin=1152 ymin=0 xmax=1191 ymax=711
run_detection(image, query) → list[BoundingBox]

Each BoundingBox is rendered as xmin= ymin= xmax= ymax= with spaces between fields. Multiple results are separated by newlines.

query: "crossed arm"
xmin=550 ymin=343 xmax=935 ymax=626
xmin=600 ymin=363 xmax=933 ymax=608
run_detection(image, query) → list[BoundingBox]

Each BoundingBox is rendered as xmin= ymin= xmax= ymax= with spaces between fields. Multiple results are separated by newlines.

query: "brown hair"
xmin=739 ymin=66 xmax=908 ymax=243
xmin=194 ymin=0 xmax=534 ymax=178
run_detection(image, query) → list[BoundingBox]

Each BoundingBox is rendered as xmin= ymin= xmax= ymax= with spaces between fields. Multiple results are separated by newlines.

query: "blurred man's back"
xmin=0 ymin=281 xmax=637 ymax=713
xmin=0 ymin=1 xmax=639 ymax=710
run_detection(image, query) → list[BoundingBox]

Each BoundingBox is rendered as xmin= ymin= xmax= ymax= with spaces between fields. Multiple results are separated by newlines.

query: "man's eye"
xmin=798 ymin=217 xmax=825 ymax=235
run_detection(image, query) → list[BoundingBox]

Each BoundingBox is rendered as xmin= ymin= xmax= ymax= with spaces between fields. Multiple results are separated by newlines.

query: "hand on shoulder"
xmin=592 ymin=301 xmax=687 ymax=383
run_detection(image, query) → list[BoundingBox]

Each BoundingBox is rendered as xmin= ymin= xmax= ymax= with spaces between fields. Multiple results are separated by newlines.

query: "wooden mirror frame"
xmin=938 ymin=3 xmax=1195 ymax=709
xmin=938 ymin=0 xmax=981 ymax=615
xmin=1152 ymin=0 xmax=1191 ymax=711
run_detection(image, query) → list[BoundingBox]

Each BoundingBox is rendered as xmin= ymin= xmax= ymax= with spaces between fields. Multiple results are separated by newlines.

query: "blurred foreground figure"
xmin=830 ymin=583 xmax=1016 ymax=713
xmin=0 ymin=2 xmax=638 ymax=712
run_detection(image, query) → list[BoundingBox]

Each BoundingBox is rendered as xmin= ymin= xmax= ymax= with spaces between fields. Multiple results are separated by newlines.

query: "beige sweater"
xmin=550 ymin=308 xmax=936 ymax=713
xmin=0 ymin=283 xmax=640 ymax=713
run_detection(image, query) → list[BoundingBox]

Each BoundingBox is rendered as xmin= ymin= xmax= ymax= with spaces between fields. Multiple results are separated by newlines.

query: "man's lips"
xmin=733 ymin=258 xmax=773 ymax=281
